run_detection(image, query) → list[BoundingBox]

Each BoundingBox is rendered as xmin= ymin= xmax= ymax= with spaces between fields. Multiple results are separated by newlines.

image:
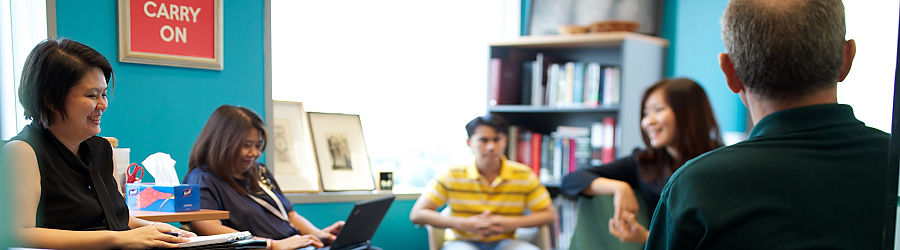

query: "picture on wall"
xmin=271 ymin=101 xmax=321 ymax=192
xmin=307 ymin=112 xmax=375 ymax=191
xmin=117 ymin=0 xmax=224 ymax=70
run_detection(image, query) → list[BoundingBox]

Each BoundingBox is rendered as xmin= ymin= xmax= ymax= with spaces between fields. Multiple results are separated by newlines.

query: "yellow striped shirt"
xmin=423 ymin=157 xmax=552 ymax=242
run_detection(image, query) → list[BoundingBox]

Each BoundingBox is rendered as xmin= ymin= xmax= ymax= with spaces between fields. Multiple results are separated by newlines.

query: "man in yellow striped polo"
xmin=410 ymin=114 xmax=556 ymax=250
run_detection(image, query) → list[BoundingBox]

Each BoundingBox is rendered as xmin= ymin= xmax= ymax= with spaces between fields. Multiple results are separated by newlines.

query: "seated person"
xmin=409 ymin=114 xmax=556 ymax=250
xmin=646 ymin=0 xmax=890 ymax=248
xmin=560 ymin=78 xmax=722 ymax=243
xmin=3 ymin=39 xmax=193 ymax=249
xmin=183 ymin=105 xmax=344 ymax=250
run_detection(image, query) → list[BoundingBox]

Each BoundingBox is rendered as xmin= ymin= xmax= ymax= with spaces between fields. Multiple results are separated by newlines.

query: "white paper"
xmin=141 ymin=152 xmax=180 ymax=185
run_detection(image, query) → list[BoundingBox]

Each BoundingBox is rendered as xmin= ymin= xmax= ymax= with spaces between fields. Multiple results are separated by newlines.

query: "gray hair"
xmin=721 ymin=0 xmax=846 ymax=100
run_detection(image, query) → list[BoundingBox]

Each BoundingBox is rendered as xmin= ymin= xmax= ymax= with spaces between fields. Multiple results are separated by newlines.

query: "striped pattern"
xmin=423 ymin=158 xmax=552 ymax=242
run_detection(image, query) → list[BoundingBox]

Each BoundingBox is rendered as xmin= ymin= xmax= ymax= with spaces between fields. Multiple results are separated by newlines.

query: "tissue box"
xmin=126 ymin=183 xmax=200 ymax=212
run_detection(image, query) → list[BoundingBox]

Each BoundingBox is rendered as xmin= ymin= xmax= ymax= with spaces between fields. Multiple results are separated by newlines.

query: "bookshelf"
xmin=486 ymin=32 xmax=667 ymax=249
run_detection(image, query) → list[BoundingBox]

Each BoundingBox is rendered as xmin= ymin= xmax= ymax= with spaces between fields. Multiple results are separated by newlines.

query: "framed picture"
xmin=307 ymin=112 xmax=375 ymax=191
xmin=271 ymin=101 xmax=321 ymax=192
xmin=117 ymin=0 xmax=224 ymax=70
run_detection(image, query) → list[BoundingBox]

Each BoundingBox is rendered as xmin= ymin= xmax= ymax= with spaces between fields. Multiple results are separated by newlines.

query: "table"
xmin=131 ymin=209 xmax=229 ymax=223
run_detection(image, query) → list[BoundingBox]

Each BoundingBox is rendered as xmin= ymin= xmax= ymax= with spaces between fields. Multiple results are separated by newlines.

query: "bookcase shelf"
xmin=488 ymin=105 xmax=619 ymax=113
xmin=487 ymin=32 xmax=667 ymax=250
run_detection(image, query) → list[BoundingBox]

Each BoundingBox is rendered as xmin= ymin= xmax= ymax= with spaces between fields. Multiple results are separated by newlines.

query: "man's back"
xmin=646 ymin=104 xmax=890 ymax=249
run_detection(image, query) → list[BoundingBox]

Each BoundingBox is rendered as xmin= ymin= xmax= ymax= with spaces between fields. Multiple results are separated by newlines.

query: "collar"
xmin=748 ymin=104 xmax=861 ymax=139
xmin=464 ymin=156 xmax=515 ymax=181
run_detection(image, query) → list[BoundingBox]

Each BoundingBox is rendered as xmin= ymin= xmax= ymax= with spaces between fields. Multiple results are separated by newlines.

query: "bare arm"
xmin=409 ymin=195 xmax=457 ymax=228
xmin=583 ymin=177 xmax=628 ymax=196
xmin=586 ymin=177 xmax=639 ymax=221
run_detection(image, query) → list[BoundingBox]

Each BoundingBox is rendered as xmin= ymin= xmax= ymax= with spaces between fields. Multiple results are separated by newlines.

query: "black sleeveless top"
xmin=11 ymin=123 xmax=130 ymax=231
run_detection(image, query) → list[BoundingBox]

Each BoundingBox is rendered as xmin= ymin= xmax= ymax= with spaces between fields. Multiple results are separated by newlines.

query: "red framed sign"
xmin=118 ymin=0 xmax=223 ymax=70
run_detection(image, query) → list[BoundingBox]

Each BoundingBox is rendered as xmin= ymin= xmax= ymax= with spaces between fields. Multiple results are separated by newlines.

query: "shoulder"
xmin=184 ymin=166 xmax=220 ymax=184
xmin=85 ymin=136 xmax=112 ymax=152
xmin=3 ymin=140 xmax=38 ymax=167
xmin=3 ymin=140 xmax=35 ymax=156
xmin=504 ymin=160 xmax=533 ymax=174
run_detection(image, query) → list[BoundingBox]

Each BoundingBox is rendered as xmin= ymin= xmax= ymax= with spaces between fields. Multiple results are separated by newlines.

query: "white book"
xmin=178 ymin=231 xmax=252 ymax=248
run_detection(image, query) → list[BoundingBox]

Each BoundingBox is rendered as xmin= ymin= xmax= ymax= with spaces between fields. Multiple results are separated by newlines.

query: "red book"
xmin=488 ymin=58 xmax=520 ymax=106
xmin=601 ymin=117 xmax=616 ymax=164
xmin=568 ymin=138 xmax=577 ymax=174
xmin=530 ymin=132 xmax=542 ymax=176
xmin=517 ymin=130 xmax=532 ymax=166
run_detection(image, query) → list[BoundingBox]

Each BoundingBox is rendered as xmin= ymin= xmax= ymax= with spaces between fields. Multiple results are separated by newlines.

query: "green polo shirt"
xmin=645 ymin=104 xmax=889 ymax=249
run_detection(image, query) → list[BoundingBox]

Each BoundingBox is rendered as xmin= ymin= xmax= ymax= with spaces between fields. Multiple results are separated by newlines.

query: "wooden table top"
xmin=131 ymin=209 xmax=229 ymax=223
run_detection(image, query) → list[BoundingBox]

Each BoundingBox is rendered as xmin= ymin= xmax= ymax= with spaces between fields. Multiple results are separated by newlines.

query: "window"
xmin=1 ymin=0 xmax=47 ymax=140
xmin=839 ymin=1 xmax=898 ymax=133
xmin=271 ymin=1 xmax=515 ymax=190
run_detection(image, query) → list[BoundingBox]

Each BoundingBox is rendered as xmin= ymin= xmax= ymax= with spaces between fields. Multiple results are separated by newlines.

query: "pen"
xmin=164 ymin=232 xmax=180 ymax=237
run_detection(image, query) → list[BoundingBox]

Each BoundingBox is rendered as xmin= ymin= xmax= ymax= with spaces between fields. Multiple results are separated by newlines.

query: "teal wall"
xmin=294 ymin=199 xmax=428 ymax=250
xmin=661 ymin=0 xmax=747 ymax=133
xmin=54 ymin=0 xmax=266 ymax=182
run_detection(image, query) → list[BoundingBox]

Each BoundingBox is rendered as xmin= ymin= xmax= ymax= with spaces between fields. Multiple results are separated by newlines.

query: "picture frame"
xmin=271 ymin=101 xmax=321 ymax=192
xmin=117 ymin=0 xmax=224 ymax=70
xmin=307 ymin=112 xmax=375 ymax=191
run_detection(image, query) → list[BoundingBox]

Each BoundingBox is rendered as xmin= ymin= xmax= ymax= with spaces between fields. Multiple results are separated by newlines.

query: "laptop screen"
xmin=328 ymin=195 xmax=395 ymax=250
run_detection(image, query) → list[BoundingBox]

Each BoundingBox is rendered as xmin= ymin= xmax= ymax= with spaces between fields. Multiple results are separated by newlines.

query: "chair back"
xmin=568 ymin=195 xmax=649 ymax=250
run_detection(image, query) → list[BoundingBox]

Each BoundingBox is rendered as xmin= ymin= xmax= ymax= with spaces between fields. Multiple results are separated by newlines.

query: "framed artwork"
xmin=117 ymin=0 xmax=224 ymax=70
xmin=307 ymin=112 xmax=375 ymax=191
xmin=271 ymin=101 xmax=321 ymax=192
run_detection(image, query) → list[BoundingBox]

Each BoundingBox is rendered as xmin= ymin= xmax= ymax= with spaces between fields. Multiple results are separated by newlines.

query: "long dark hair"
xmin=188 ymin=105 xmax=268 ymax=195
xmin=636 ymin=78 xmax=723 ymax=184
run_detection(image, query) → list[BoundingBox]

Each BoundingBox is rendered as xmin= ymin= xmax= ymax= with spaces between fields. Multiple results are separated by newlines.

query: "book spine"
xmin=530 ymin=132 xmax=542 ymax=176
xmin=488 ymin=58 xmax=502 ymax=106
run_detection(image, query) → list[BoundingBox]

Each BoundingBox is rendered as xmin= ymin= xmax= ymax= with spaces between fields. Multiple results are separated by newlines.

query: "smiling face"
xmin=641 ymin=89 xmax=677 ymax=149
xmin=49 ymin=67 xmax=108 ymax=141
xmin=233 ymin=128 xmax=264 ymax=178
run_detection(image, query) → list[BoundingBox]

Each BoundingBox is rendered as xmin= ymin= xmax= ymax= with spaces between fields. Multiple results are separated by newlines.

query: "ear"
xmin=466 ymin=138 xmax=472 ymax=147
xmin=719 ymin=53 xmax=744 ymax=94
xmin=837 ymin=39 xmax=856 ymax=82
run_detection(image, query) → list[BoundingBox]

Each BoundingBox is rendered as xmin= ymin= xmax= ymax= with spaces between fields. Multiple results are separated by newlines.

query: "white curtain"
xmin=1 ymin=0 xmax=47 ymax=140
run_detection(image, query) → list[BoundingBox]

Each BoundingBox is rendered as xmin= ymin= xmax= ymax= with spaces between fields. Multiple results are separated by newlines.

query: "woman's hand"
xmin=612 ymin=182 xmax=639 ymax=221
xmin=313 ymin=221 xmax=344 ymax=244
xmin=608 ymin=211 xmax=649 ymax=243
xmin=272 ymin=235 xmax=324 ymax=250
xmin=112 ymin=224 xmax=191 ymax=249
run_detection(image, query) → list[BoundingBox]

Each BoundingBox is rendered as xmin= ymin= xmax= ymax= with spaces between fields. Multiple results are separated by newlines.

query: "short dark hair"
xmin=18 ymin=39 xmax=114 ymax=127
xmin=721 ymin=0 xmax=846 ymax=100
xmin=637 ymin=78 xmax=723 ymax=183
xmin=465 ymin=113 xmax=509 ymax=138
xmin=189 ymin=105 xmax=268 ymax=195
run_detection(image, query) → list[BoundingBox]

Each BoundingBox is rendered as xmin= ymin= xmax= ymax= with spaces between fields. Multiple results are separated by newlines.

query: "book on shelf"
xmin=490 ymin=54 xmax=622 ymax=109
xmin=602 ymin=66 xmax=621 ymax=106
xmin=600 ymin=117 xmax=617 ymax=164
xmin=507 ymin=125 xmax=519 ymax=162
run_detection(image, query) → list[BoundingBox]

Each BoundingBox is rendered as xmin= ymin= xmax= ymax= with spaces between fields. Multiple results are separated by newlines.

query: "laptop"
xmin=320 ymin=195 xmax=395 ymax=250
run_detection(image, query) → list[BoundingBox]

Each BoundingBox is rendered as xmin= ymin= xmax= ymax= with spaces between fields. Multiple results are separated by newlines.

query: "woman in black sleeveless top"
xmin=3 ymin=39 xmax=194 ymax=249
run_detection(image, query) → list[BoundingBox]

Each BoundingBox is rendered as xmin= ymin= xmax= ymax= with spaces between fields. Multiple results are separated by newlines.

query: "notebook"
xmin=178 ymin=231 xmax=252 ymax=248
xmin=320 ymin=195 xmax=395 ymax=250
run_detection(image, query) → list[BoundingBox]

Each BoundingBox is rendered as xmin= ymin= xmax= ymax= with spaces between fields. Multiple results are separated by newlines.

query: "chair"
xmin=568 ymin=195 xmax=649 ymax=250
xmin=425 ymin=208 xmax=552 ymax=250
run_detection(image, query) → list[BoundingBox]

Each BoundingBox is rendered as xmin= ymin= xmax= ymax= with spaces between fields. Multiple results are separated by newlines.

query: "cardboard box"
xmin=126 ymin=183 xmax=200 ymax=212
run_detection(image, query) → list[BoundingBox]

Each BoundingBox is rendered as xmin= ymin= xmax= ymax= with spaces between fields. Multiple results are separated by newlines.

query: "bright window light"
xmin=1 ymin=0 xmax=47 ymax=140
xmin=839 ymin=1 xmax=898 ymax=134
xmin=271 ymin=0 xmax=512 ymax=190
